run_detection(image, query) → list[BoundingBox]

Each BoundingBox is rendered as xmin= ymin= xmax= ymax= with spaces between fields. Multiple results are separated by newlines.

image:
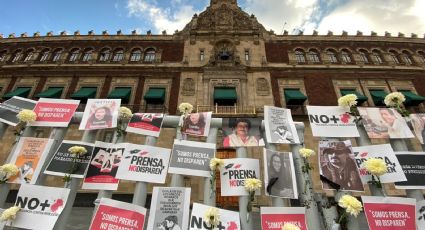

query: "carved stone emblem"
xmin=256 ymin=78 xmax=270 ymax=96
xmin=182 ymin=78 xmax=195 ymax=96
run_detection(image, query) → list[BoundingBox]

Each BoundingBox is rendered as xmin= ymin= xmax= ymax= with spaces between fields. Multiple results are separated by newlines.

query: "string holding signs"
xmin=353 ymin=144 xmax=406 ymax=184
xmin=362 ymin=196 xmax=416 ymax=230
xmin=0 ymin=96 xmax=36 ymax=126
xmin=220 ymin=158 xmax=261 ymax=196
xmin=260 ymin=207 xmax=307 ymax=230
xmin=306 ymin=106 xmax=360 ymax=137
xmin=168 ymin=139 xmax=216 ymax=177
xmin=30 ymin=98 xmax=80 ymax=127
xmin=189 ymin=203 xmax=241 ymax=230
xmin=115 ymin=143 xmax=171 ymax=184
xmin=90 ymin=198 xmax=147 ymax=230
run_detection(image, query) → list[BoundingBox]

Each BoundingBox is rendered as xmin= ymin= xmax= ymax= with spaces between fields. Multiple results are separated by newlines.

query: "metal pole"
xmin=0 ymin=122 xmax=8 ymax=140
xmin=170 ymin=115 xmax=184 ymax=187
xmin=54 ymin=129 xmax=98 ymax=230
xmin=237 ymin=147 xmax=253 ymax=230
xmin=203 ymin=119 xmax=221 ymax=206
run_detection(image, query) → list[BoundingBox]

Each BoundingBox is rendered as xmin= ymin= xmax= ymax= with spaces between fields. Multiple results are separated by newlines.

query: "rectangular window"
xmin=200 ymin=50 xmax=205 ymax=61
xmin=245 ymin=50 xmax=250 ymax=61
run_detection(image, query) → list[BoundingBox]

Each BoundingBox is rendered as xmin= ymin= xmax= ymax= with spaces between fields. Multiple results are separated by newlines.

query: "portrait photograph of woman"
xmin=410 ymin=113 xmax=425 ymax=144
xmin=79 ymin=99 xmax=120 ymax=130
xmin=181 ymin=112 xmax=211 ymax=137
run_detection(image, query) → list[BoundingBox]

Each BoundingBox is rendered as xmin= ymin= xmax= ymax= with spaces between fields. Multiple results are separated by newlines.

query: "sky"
xmin=1 ymin=0 xmax=425 ymax=37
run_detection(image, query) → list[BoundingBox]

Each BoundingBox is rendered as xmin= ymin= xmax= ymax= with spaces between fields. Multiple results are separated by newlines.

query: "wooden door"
xmin=215 ymin=149 xmax=238 ymax=209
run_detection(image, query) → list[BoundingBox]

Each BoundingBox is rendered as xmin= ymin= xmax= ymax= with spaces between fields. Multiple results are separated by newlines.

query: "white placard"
xmin=79 ymin=99 xmax=120 ymax=130
xmin=190 ymin=203 xmax=241 ymax=230
xmin=264 ymin=106 xmax=300 ymax=144
xmin=307 ymin=106 xmax=360 ymax=137
xmin=220 ymin=158 xmax=261 ymax=196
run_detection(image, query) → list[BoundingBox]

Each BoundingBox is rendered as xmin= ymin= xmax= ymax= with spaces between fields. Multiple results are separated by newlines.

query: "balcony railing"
xmin=196 ymin=104 xmax=256 ymax=115
xmin=76 ymin=103 xmax=167 ymax=114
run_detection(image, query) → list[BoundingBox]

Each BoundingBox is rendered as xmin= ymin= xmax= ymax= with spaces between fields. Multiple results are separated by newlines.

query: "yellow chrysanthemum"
xmin=68 ymin=146 xmax=88 ymax=156
xmin=244 ymin=178 xmax=262 ymax=192
xmin=299 ymin=148 xmax=315 ymax=158
xmin=0 ymin=164 xmax=19 ymax=176
xmin=282 ymin=223 xmax=301 ymax=230
xmin=363 ymin=158 xmax=387 ymax=177
xmin=16 ymin=109 xmax=37 ymax=123
xmin=338 ymin=195 xmax=363 ymax=217
xmin=0 ymin=206 xmax=20 ymax=221
xmin=209 ymin=158 xmax=224 ymax=171
xmin=178 ymin=103 xmax=193 ymax=117
xmin=203 ymin=207 xmax=220 ymax=227
xmin=118 ymin=106 xmax=133 ymax=119
xmin=338 ymin=94 xmax=358 ymax=107
xmin=384 ymin=92 xmax=406 ymax=107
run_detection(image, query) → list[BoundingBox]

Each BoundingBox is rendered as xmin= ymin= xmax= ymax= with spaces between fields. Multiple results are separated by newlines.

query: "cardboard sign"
xmin=82 ymin=141 xmax=126 ymax=190
xmin=395 ymin=152 xmax=425 ymax=189
xmin=147 ymin=187 xmax=191 ymax=230
xmin=362 ymin=196 xmax=416 ymax=230
xmin=306 ymin=106 xmax=360 ymax=137
xmin=8 ymin=137 xmax=53 ymax=184
xmin=353 ymin=144 xmax=406 ymax=184
xmin=79 ymin=99 xmax=120 ymax=130
xmin=44 ymin=140 xmax=95 ymax=178
xmin=263 ymin=149 xmax=298 ymax=199
xmin=169 ymin=139 xmax=216 ymax=177
xmin=90 ymin=198 xmax=146 ymax=230
xmin=0 ymin=96 xmax=36 ymax=126
xmin=264 ymin=106 xmax=300 ymax=144
xmin=220 ymin=158 xmax=261 ymax=196
xmin=115 ymin=144 xmax=171 ymax=183
xmin=222 ymin=118 xmax=265 ymax=147
xmin=11 ymin=184 xmax=70 ymax=230
xmin=260 ymin=207 xmax=308 ymax=230
xmin=30 ymin=98 xmax=79 ymax=127
xmin=125 ymin=113 xmax=164 ymax=137
xmin=189 ymin=203 xmax=241 ymax=230
xmin=181 ymin=112 xmax=212 ymax=137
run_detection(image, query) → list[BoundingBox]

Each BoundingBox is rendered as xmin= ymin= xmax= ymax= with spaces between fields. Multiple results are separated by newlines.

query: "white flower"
xmin=338 ymin=195 xmax=363 ymax=217
xmin=68 ymin=146 xmax=88 ymax=156
xmin=16 ymin=109 xmax=37 ymax=123
xmin=178 ymin=103 xmax=193 ymax=117
xmin=0 ymin=206 xmax=20 ymax=221
xmin=363 ymin=158 xmax=387 ymax=177
xmin=0 ymin=164 xmax=19 ymax=176
xmin=210 ymin=158 xmax=224 ymax=171
xmin=244 ymin=178 xmax=262 ymax=192
xmin=384 ymin=92 xmax=406 ymax=107
xmin=282 ymin=223 xmax=301 ymax=230
xmin=204 ymin=207 xmax=220 ymax=228
xmin=338 ymin=94 xmax=358 ymax=107
xmin=118 ymin=106 xmax=133 ymax=119
xmin=299 ymin=148 xmax=315 ymax=158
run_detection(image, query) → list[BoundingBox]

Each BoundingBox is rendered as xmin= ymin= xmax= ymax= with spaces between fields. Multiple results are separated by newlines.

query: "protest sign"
xmin=222 ymin=118 xmax=264 ymax=147
xmin=306 ymin=106 xmax=359 ymax=137
xmin=125 ymin=113 xmax=164 ymax=137
xmin=395 ymin=152 xmax=425 ymax=189
xmin=147 ymin=187 xmax=191 ymax=230
xmin=115 ymin=143 xmax=170 ymax=183
xmin=409 ymin=113 xmax=425 ymax=144
xmin=220 ymin=158 xmax=261 ymax=196
xmin=260 ymin=207 xmax=307 ymax=230
xmin=353 ymin=144 xmax=406 ymax=184
xmin=264 ymin=106 xmax=299 ymax=144
xmin=79 ymin=99 xmax=120 ymax=130
xmin=189 ymin=203 xmax=241 ymax=230
xmin=82 ymin=141 xmax=126 ymax=190
xmin=417 ymin=200 xmax=425 ymax=230
xmin=44 ymin=140 xmax=95 ymax=178
xmin=0 ymin=96 xmax=36 ymax=126
xmin=90 ymin=198 xmax=146 ymax=230
xmin=10 ymin=184 xmax=70 ymax=230
xmin=181 ymin=112 xmax=212 ymax=137
xmin=362 ymin=196 xmax=416 ymax=230
xmin=8 ymin=137 xmax=53 ymax=184
xmin=169 ymin=139 xmax=216 ymax=177
xmin=30 ymin=98 xmax=79 ymax=127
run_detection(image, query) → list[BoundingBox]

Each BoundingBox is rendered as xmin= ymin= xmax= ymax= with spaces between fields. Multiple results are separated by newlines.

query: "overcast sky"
xmin=1 ymin=0 xmax=424 ymax=36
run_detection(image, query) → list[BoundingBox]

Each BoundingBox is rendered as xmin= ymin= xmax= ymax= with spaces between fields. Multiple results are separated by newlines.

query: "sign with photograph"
xmin=147 ymin=187 xmax=191 ymax=230
xmin=417 ymin=200 xmax=425 ymax=229
xmin=395 ymin=152 xmax=425 ymax=189
xmin=0 ymin=96 xmax=36 ymax=126
xmin=125 ymin=113 xmax=164 ymax=137
xmin=168 ymin=139 xmax=216 ymax=177
xmin=264 ymin=106 xmax=299 ymax=144
xmin=319 ymin=140 xmax=364 ymax=192
xmin=10 ymin=184 xmax=70 ymax=230
xmin=181 ymin=112 xmax=212 ymax=137
xmin=353 ymin=144 xmax=406 ymax=184
xmin=30 ymin=98 xmax=79 ymax=127
xmin=409 ymin=113 xmax=425 ymax=144
xmin=44 ymin=140 xmax=95 ymax=178
xmin=82 ymin=141 xmax=126 ymax=190
xmin=220 ymin=158 xmax=261 ymax=196
xmin=8 ymin=137 xmax=53 ymax=184
xmin=90 ymin=198 xmax=146 ymax=230
xmin=260 ymin=207 xmax=307 ymax=230
xmin=306 ymin=106 xmax=360 ymax=137
xmin=190 ymin=203 xmax=241 ymax=230
xmin=222 ymin=118 xmax=265 ymax=147
xmin=115 ymin=143 xmax=171 ymax=183
xmin=263 ymin=149 xmax=298 ymax=199
xmin=358 ymin=107 xmax=414 ymax=139
xmin=362 ymin=196 xmax=416 ymax=230
xmin=79 ymin=99 xmax=120 ymax=130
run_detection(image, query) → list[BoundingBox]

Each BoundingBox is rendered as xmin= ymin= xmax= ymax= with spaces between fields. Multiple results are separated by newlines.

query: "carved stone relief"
xmin=182 ymin=78 xmax=195 ymax=96
xmin=256 ymin=78 xmax=270 ymax=96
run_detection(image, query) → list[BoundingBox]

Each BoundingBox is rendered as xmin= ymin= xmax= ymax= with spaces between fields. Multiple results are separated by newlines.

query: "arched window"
xmin=68 ymin=48 xmax=80 ymax=62
xmin=23 ymin=49 xmax=35 ymax=62
xmin=52 ymin=49 xmax=63 ymax=62
xmin=144 ymin=48 xmax=156 ymax=62
xmin=11 ymin=50 xmax=23 ymax=62
xmin=401 ymin=51 xmax=413 ymax=65
xmin=371 ymin=50 xmax=383 ymax=64
xmin=307 ymin=49 xmax=320 ymax=63
xmin=326 ymin=49 xmax=338 ymax=63
xmin=389 ymin=50 xmax=400 ymax=64
xmin=130 ymin=49 xmax=142 ymax=62
xmin=418 ymin=51 xmax=425 ymax=63
xmin=294 ymin=49 xmax=306 ymax=63
xmin=0 ymin=50 xmax=6 ymax=62
xmin=359 ymin=49 xmax=369 ymax=64
xmin=99 ymin=48 xmax=111 ymax=62
xmin=341 ymin=49 xmax=352 ymax=63
xmin=112 ymin=49 xmax=124 ymax=62
xmin=39 ymin=49 xmax=50 ymax=62
xmin=82 ymin=48 xmax=93 ymax=62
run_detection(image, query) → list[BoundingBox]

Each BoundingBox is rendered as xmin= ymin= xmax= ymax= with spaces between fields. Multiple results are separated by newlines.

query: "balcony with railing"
xmin=196 ymin=104 xmax=256 ymax=115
